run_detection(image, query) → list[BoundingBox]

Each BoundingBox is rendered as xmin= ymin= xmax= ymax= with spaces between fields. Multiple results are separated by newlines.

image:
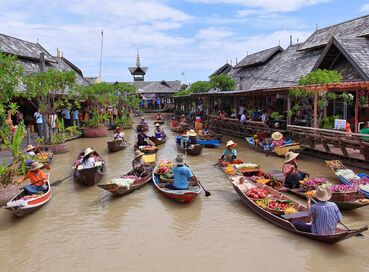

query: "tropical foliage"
xmin=209 ymin=74 xmax=236 ymax=91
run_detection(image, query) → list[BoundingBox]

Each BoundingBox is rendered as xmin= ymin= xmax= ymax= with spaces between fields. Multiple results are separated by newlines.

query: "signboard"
xmin=334 ymin=119 xmax=346 ymax=130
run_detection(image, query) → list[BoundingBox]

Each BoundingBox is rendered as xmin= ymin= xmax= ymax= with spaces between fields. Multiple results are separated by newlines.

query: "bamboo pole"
xmin=313 ymin=92 xmax=318 ymax=128
xmin=355 ymin=90 xmax=359 ymax=133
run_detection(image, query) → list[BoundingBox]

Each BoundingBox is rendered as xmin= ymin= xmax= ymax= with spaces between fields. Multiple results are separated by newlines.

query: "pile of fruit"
xmin=219 ymin=159 xmax=243 ymax=167
xmin=35 ymin=152 xmax=53 ymax=161
xmin=156 ymin=161 xmax=174 ymax=174
xmin=255 ymin=198 xmax=296 ymax=215
xmin=224 ymin=165 xmax=236 ymax=176
xmin=234 ymin=163 xmax=259 ymax=171
xmin=140 ymin=146 xmax=157 ymax=151
xmin=20 ymin=193 xmax=44 ymax=201
xmin=246 ymin=187 xmax=268 ymax=199
xmin=330 ymin=184 xmax=358 ymax=193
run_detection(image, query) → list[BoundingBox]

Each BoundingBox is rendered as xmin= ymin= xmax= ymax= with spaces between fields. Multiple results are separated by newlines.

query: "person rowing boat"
xmin=293 ymin=186 xmax=343 ymax=235
xmin=17 ymin=162 xmax=48 ymax=194
xmin=113 ymin=127 xmax=125 ymax=144
xmin=221 ymin=140 xmax=238 ymax=162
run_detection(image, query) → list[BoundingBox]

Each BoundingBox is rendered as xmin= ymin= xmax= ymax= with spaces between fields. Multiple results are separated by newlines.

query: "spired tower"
xmin=128 ymin=48 xmax=148 ymax=81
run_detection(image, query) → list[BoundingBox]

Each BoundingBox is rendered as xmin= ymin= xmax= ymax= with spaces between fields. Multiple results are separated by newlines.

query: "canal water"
xmin=0 ymin=114 xmax=368 ymax=272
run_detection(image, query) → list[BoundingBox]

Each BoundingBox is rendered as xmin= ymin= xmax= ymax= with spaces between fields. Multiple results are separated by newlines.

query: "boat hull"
xmin=74 ymin=165 xmax=105 ymax=186
xmin=98 ymin=173 xmax=152 ymax=196
xmin=176 ymin=142 xmax=203 ymax=156
xmin=107 ymin=141 xmax=128 ymax=152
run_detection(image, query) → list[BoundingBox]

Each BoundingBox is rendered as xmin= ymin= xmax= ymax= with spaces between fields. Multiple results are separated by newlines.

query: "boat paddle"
xmin=340 ymin=222 xmax=365 ymax=237
xmin=50 ymin=173 xmax=74 ymax=186
xmin=198 ymin=180 xmax=211 ymax=197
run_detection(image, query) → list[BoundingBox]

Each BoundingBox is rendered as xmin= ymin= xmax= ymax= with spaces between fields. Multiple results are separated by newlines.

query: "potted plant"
xmin=358 ymin=91 xmax=369 ymax=108
xmin=114 ymin=110 xmax=133 ymax=129
xmin=83 ymin=111 xmax=109 ymax=137
xmin=0 ymin=124 xmax=26 ymax=206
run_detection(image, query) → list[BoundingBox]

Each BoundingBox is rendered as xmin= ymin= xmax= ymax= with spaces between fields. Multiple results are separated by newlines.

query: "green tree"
xmin=174 ymin=81 xmax=211 ymax=96
xmin=209 ymin=74 xmax=236 ymax=91
xmin=23 ymin=69 xmax=77 ymax=142
xmin=289 ymin=69 xmax=342 ymax=126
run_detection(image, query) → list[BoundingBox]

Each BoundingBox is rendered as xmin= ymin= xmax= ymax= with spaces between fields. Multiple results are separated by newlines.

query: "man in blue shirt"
xmin=61 ymin=108 xmax=71 ymax=128
xmin=165 ymin=155 xmax=197 ymax=190
xmin=33 ymin=110 xmax=43 ymax=137
xmin=72 ymin=108 xmax=79 ymax=127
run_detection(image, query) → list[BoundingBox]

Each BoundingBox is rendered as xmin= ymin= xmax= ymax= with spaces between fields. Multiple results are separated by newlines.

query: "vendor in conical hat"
xmin=154 ymin=123 xmax=164 ymax=139
xmin=270 ymin=132 xmax=285 ymax=149
xmin=81 ymin=148 xmax=97 ymax=169
xmin=221 ymin=140 xmax=238 ymax=162
xmin=113 ymin=127 xmax=125 ymax=143
xmin=132 ymin=150 xmax=147 ymax=176
xmin=17 ymin=161 xmax=48 ymax=194
xmin=293 ymin=186 xmax=343 ymax=235
xmin=282 ymin=151 xmax=307 ymax=189
xmin=186 ymin=129 xmax=197 ymax=144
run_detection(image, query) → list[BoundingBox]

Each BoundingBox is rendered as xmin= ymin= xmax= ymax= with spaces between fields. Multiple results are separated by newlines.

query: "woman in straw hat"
xmin=17 ymin=161 xmax=48 ymax=194
xmin=132 ymin=150 xmax=147 ymax=176
xmin=282 ymin=151 xmax=308 ymax=189
xmin=270 ymin=132 xmax=285 ymax=149
xmin=154 ymin=123 xmax=164 ymax=140
xmin=25 ymin=145 xmax=37 ymax=166
xmin=81 ymin=148 xmax=98 ymax=169
xmin=186 ymin=129 xmax=198 ymax=144
xmin=293 ymin=186 xmax=342 ymax=235
xmin=113 ymin=127 xmax=125 ymax=143
xmin=221 ymin=140 xmax=238 ymax=162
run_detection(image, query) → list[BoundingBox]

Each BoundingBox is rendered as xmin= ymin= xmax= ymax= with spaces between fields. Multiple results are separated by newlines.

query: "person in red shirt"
xmin=17 ymin=162 xmax=48 ymax=194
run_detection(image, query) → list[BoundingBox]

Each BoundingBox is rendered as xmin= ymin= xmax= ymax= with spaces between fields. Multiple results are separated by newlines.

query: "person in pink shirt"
xmin=282 ymin=151 xmax=307 ymax=189
xmin=270 ymin=132 xmax=285 ymax=149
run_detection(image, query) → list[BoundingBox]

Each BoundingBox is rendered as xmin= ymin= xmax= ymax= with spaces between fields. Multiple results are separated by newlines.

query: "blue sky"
xmin=0 ymin=0 xmax=368 ymax=83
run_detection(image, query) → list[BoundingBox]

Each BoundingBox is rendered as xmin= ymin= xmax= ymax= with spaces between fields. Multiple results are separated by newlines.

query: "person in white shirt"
xmin=240 ymin=113 xmax=246 ymax=124
xmin=81 ymin=148 xmax=96 ymax=169
xmin=34 ymin=110 xmax=43 ymax=137
xmin=49 ymin=113 xmax=57 ymax=135
xmin=261 ymin=110 xmax=269 ymax=123
xmin=238 ymin=105 xmax=246 ymax=118
xmin=113 ymin=127 xmax=125 ymax=143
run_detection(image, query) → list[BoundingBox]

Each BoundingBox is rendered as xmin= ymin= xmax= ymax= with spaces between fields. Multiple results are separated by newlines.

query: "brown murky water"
xmin=0 ymin=114 xmax=368 ymax=272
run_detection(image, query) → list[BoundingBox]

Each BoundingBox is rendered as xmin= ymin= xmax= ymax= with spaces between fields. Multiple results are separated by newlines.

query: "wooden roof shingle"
xmin=209 ymin=63 xmax=233 ymax=77
xmin=234 ymin=46 xmax=283 ymax=69
xmin=299 ymin=15 xmax=369 ymax=51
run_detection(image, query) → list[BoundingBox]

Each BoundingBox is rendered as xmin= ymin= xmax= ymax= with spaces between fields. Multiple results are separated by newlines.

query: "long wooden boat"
xmin=198 ymin=131 xmax=223 ymax=141
xmin=152 ymin=162 xmax=202 ymax=203
xmin=170 ymin=123 xmax=186 ymax=133
xmin=268 ymin=169 xmax=369 ymax=210
xmin=176 ymin=141 xmax=203 ymax=156
xmin=229 ymin=174 xmax=367 ymax=243
xmin=73 ymin=154 xmax=106 ymax=186
xmin=136 ymin=124 xmax=149 ymax=132
xmin=98 ymin=170 xmax=152 ymax=196
xmin=149 ymin=136 xmax=167 ymax=146
xmin=5 ymin=174 xmax=52 ymax=216
xmin=245 ymin=137 xmax=303 ymax=157
xmin=326 ymin=160 xmax=369 ymax=198
xmin=107 ymin=141 xmax=128 ymax=152
xmin=154 ymin=120 xmax=165 ymax=125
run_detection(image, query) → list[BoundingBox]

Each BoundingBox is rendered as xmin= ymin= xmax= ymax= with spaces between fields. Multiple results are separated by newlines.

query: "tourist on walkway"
xmin=221 ymin=140 xmax=238 ymax=162
xmin=360 ymin=121 xmax=369 ymax=142
xmin=282 ymin=151 xmax=307 ymax=189
xmin=240 ymin=112 xmax=246 ymax=124
xmin=261 ymin=110 xmax=269 ymax=123
xmin=17 ymin=162 xmax=47 ymax=194
xmin=163 ymin=154 xmax=197 ymax=190
xmin=61 ymin=108 xmax=71 ymax=128
xmin=293 ymin=186 xmax=342 ymax=235
xmin=34 ymin=109 xmax=43 ymax=137
xmin=49 ymin=112 xmax=57 ymax=136
xmin=238 ymin=104 xmax=246 ymax=118
xmin=72 ymin=108 xmax=79 ymax=127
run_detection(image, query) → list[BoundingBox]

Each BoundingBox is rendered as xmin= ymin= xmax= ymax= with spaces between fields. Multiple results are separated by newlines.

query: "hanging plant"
xmin=340 ymin=92 xmax=353 ymax=105
xmin=358 ymin=90 xmax=369 ymax=106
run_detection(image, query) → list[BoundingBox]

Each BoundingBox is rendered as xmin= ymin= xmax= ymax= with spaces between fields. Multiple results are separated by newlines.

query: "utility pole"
xmin=99 ymin=29 xmax=104 ymax=79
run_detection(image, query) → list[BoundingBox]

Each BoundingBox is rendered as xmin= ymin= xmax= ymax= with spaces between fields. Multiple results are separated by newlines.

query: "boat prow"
xmin=5 ymin=173 xmax=52 ymax=216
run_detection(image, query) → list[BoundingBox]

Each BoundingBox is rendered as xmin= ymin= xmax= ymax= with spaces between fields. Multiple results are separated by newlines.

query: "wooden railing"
xmin=288 ymin=125 xmax=369 ymax=160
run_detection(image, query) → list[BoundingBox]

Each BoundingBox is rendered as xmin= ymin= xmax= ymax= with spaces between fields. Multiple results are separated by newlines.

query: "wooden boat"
xmin=170 ymin=123 xmax=186 ymax=133
xmin=137 ymin=145 xmax=159 ymax=154
xmin=152 ymin=162 xmax=202 ymax=203
xmin=154 ymin=120 xmax=165 ymax=125
xmin=198 ymin=131 xmax=223 ymax=141
xmin=326 ymin=160 xmax=369 ymax=198
xmin=107 ymin=141 xmax=128 ymax=152
xmin=245 ymin=137 xmax=303 ymax=157
xmin=149 ymin=136 xmax=167 ymax=146
xmin=5 ymin=174 xmax=52 ymax=216
xmin=73 ymin=154 xmax=106 ymax=186
xmin=229 ymin=175 xmax=367 ymax=243
xmin=136 ymin=124 xmax=149 ymax=132
xmin=176 ymin=137 xmax=204 ymax=156
xmin=98 ymin=171 xmax=152 ymax=196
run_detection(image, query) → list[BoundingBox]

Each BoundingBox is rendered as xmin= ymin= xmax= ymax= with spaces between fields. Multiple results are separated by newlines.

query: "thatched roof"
xmin=299 ymin=15 xmax=369 ymax=51
xmin=209 ymin=63 xmax=233 ymax=77
xmin=234 ymin=46 xmax=283 ymax=69
xmin=128 ymin=80 xmax=181 ymax=94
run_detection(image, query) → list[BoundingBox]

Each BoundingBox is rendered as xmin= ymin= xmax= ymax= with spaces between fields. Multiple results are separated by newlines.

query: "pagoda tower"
xmin=128 ymin=49 xmax=148 ymax=81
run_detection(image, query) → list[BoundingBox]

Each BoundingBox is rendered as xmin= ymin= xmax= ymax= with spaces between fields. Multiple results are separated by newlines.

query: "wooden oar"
xmin=50 ymin=174 xmax=74 ymax=186
xmin=340 ymin=222 xmax=365 ymax=237
xmin=198 ymin=180 xmax=211 ymax=197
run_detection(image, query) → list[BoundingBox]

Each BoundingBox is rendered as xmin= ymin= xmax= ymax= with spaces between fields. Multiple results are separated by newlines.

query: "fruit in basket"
xmin=304 ymin=191 xmax=316 ymax=198
xmin=246 ymin=187 xmax=268 ymax=199
xmin=225 ymin=165 xmax=236 ymax=176
xmin=284 ymin=206 xmax=298 ymax=214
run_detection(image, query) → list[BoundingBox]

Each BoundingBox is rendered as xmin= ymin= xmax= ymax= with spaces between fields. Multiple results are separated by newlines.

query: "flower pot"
xmin=41 ymin=143 xmax=69 ymax=154
xmin=0 ymin=185 xmax=20 ymax=206
xmin=83 ymin=127 xmax=108 ymax=138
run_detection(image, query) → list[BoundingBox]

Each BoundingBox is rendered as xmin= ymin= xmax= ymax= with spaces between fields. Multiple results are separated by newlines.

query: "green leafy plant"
xmin=270 ymin=112 xmax=284 ymax=121
xmin=210 ymin=74 xmax=236 ymax=91
xmin=85 ymin=112 xmax=109 ymax=128
xmin=340 ymin=92 xmax=353 ymax=104
xmin=320 ymin=115 xmax=342 ymax=129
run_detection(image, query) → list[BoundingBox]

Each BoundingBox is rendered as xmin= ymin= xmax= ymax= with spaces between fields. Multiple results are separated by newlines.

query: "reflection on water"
xmin=0 ymin=114 xmax=368 ymax=272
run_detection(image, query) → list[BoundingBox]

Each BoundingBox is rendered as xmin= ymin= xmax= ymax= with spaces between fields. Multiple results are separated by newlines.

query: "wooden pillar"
xmin=313 ymin=91 xmax=318 ymax=128
xmin=287 ymin=95 xmax=291 ymax=125
xmin=355 ymin=90 xmax=359 ymax=133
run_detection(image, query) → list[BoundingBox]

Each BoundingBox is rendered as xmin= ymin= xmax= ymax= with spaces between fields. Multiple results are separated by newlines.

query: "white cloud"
xmin=190 ymin=0 xmax=332 ymax=13
xmin=360 ymin=3 xmax=369 ymax=12
xmin=236 ymin=9 xmax=260 ymax=17
xmin=196 ymin=27 xmax=235 ymax=40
